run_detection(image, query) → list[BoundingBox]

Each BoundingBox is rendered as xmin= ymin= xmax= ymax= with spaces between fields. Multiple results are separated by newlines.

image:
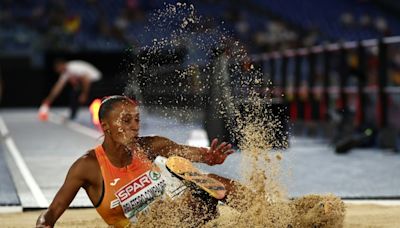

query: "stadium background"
xmin=0 ymin=0 xmax=400 ymax=226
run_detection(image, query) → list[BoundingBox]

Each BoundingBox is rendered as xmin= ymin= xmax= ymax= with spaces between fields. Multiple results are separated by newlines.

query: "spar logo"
xmin=115 ymin=174 xmax=152 ymax=202
xmin=149 ymin=170 xmax=161 ymax=181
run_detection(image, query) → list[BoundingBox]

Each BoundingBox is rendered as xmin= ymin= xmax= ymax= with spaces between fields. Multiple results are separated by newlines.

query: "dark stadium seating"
xmin=252 ymin=0 xmax=400 ymax=40
xmin=1 ymin=0 xmax=399 ymax=53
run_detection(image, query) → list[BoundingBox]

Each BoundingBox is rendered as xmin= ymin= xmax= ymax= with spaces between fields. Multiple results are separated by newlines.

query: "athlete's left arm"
xmin=148 ymin=136 xmax=234 ymax=165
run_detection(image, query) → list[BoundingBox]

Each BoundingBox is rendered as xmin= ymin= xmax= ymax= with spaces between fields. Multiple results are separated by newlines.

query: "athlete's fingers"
xmin=210 ymin=138 xmax=218 ymax=151
xmin=215 ymin=142 xmax=227 ymax=152
xmin=221 ymin=144 xmax=232 ymax=152
xmin=221 ymin=149 xmax=234 ymax=155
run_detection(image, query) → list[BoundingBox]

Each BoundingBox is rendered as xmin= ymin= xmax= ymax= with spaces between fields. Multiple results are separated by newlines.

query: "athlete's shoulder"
xmin=69 ymin=150 xmax=99 ymax=177
xmin=80 ymin=149 xmax=99 ymax=167
xmin=83 ymin=149 xmax=97 ymax=159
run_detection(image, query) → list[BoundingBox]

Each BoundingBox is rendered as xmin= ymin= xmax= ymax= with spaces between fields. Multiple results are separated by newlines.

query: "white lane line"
xmin=47 ymin=113 xmax=101 ymax=139
xmin=0 ymin=206 xmax=23 ymax=213
xmin=0 ymin=116 xmax=49 ymax=208
xmin=344 ymin=200 xmax=400 ymax=206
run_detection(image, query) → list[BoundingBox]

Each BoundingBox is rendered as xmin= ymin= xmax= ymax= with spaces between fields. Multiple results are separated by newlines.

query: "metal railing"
xmin=249 ymin=36 xmax=400 ymax=130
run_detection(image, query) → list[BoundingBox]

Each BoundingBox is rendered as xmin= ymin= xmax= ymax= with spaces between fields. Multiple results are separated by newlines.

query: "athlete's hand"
xmin=38 ymin=102 xmax=50 ymax=121
xmin=201 ymin=138 xmax=234 ymax=165
xmin=36 ymin=214 xmax=52 ymax=228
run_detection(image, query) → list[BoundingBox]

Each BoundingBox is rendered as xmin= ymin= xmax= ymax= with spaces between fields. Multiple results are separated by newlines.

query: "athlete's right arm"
xmin=36 ymin=158 xmax=87 ymax=227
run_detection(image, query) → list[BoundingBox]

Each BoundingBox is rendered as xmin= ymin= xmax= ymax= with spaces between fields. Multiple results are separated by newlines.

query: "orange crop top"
xmin=94 ymin=145 xmax=166 ymax=227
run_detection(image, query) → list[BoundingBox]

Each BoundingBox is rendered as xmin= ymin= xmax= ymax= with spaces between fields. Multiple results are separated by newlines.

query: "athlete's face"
xmin=104 ymin=101 xmax=140 ymax=147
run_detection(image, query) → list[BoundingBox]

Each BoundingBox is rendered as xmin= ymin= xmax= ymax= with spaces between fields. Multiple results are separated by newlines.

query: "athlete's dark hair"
xmin=98 ymin=95 xmax=138 ymax=122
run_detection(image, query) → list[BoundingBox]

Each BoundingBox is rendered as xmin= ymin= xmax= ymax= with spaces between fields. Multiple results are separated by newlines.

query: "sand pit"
xmin=1 ymin=203 xmax=399 ymax=227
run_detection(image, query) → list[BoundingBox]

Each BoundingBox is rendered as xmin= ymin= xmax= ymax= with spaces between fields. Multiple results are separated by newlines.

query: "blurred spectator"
xmin=303 ymin=29 xmax=319 ymax=47
xmin=41 ymin=60 xmax=102 ymax=120
xmin=340 ymin=12 xmax=355 ymax=27
xmin=125 ymin=0 xmax=145 ymax=21
xmin=64 ymin=15 xmax=81 ymax=34
xmin=375 ymin=16 xmax=387 ymax=32
xmin=113 ymin=10 xmax=130 ymax=42
xmin=359 ymin=13 xmax=372 ymax=27
xmin=374 ymin=16 xmax=391 ymax=36
xmin=115 ymin=12 xmax=129 ymax=32
xmin=253 ymin=20 xmax=300 ymax=52
xmin=234 ymin=13 xmax=250 ymax=39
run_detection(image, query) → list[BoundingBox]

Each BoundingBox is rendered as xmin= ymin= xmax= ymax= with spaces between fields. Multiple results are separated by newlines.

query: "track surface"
xmin=0 ymin=108 xmax=399 ymax=209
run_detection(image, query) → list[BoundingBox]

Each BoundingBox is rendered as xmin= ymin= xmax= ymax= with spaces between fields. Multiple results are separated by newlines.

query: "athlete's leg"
xmin=206 ymin=173 xmax=253 ymax=212
xmin=206 ymin=174 xmax=241 ymax=197
xmin=69 ymin=86 xmax=80 ymax=120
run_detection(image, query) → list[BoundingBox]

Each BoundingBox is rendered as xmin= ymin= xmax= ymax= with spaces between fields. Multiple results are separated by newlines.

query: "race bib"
xmin=115 ymin=170 xmax=166 ymax=220
xmin=114 ymin=156 xmax=187 ymax=222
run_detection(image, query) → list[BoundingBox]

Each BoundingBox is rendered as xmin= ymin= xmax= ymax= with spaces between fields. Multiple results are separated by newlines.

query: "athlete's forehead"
xmin=110 ymin=101 xmax=139 ymax=117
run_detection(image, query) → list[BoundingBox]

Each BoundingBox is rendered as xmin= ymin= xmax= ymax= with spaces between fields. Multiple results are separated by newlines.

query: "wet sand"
xmin=1 ymin=203 xmax=399 ymax=227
